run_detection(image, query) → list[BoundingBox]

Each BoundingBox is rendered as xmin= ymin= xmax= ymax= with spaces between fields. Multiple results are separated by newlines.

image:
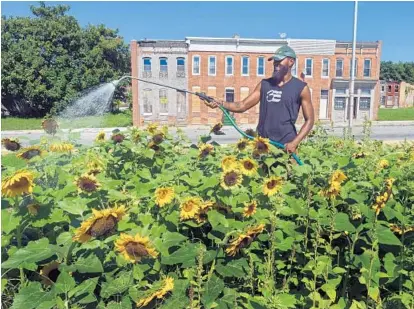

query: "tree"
xmin=1 ymin=2 xmax=130 ymax=117
xmin=380 ymin=61 xmax=414 ymax=84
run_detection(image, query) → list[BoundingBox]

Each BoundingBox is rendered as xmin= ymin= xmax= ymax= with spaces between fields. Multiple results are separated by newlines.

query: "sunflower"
xmin=246 ymin=223 xmax=266 ymax=237
xmin=1 ymin=170 xmax=35 ymax=197
xmin=95 ymin=131 xmax=106 ymax=142
xmin=220 ymin=169 xmax=243 ymax=190
xmin=86 ymin=160 xmax=104 ymax=176
xmin=131 ymin=128 xmax=141 ymax=143
xmin=73 ymin=205 xmax=126 ymax=243
xmin=352 ymin=152 xmax=366 ymax=159
xmin=221 ymin=155 xmax=239 ymax=171
xmin=252 ymin=136 xmax=270 ymax=154
xmin=243 ymin=201 xmax=257 ymax=218
xmin=236 ymin=138 xmax=249 ymax=151
xmin=377 ymin=159 xmax=389 ymax=170
xmin=162 ymin=125 xmax=169 ymax=135
xmin=147 ymin=123 xmax=158 ymax=134
xmin=49 ymin=142 xmax=74 ymax=153
xmin=152 ymin=132 xmax=164 ymax=145
xmin=75 ymin=174 xmax=101 ymax=194
xmin=320 ymin=181 xmax=342 ymax=199
xmin=112 ymin=133 xmax=125 ymax=144
xmin=372 ymin=178 xmax=395 ymax=216
xmin=27 ymin=204 xmax=40 ymax=216
xmin=263 ymin=176 xmax=284 ymax=196
xmin=198 ymin=143 xmax=214 ymax=158
xmin=149 ymin=141 xmax=161 ymax=152
xmin=330 ymin=170 xmax=347 ymax=184
xmin=180 ymin=197 xmax=202 ymax=221
xmin=2 ymin=138 xmax=21 ymax=151
xmin=195 ymin=200 xmax=214 ymax=223
xmin=155 ymin=187 xmax=175 ymax=207
xmin=41 ymin=118 xmax=59 ymax=135
xmin=210 ymin=122 xmax=223 ymax=135
xmin=389 ymin=223 xmax=414 ymax=235
xmin=225 ymin=234 xmax=253 ymax=256
xmin=17 ymin=146 xmax=44 ymax=160
xmin=244 ymin=128 xmax=257 ymax=137
xmin=115 ymin=233 xmax=158 ymax=263
xmin=40 ymin=261 xmax=61 ymax=286
xmin=240 ymin=158 xmax=258 ymax=176
xmin=136 ymin=277 xmax=174 ymax=308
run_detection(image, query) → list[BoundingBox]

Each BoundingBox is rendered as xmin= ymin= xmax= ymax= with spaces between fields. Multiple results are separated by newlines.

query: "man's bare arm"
xmin=291 ymin=86 xmax=315 ymax=146
xmin=206 ymin=82 xmax=261 ymax=113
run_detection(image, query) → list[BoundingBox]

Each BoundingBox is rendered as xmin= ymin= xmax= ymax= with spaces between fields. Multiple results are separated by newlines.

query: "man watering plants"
xmin=203 ymin=45 xmax=314 ymax=156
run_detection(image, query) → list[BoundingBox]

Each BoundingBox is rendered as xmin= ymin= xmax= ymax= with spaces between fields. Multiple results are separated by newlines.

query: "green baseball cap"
xmin=268 ymin=45 xmax=297 ymax=61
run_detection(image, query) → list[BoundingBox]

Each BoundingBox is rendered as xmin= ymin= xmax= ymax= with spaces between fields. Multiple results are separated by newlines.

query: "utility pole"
xmin=349 ymin=0 xmax=358 ymax=129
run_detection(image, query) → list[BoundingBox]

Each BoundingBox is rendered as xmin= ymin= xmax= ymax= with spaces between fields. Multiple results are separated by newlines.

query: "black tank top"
xmin=257 ymin=76 xmax=307 ymax=144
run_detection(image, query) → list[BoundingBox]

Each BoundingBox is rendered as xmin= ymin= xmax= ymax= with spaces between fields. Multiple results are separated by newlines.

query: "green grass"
xmin=378 ymin=107 xmax=414 ymax=121
xmin=1 ymin=110 xmax=132 ymax=131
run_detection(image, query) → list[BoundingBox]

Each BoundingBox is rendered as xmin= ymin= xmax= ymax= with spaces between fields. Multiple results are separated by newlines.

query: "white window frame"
xmin=336 ymin=59 xmax=344 ymax=77
xmin=225 ymin=55 xmax=234 ymax=76
xmin=143 ymin=57 xmax=152 ymax=72
xmin=143 ymin=88 xmax=153 ymax=115
xmin=292 ymin=60 xmax=297 ymax=77
xmin=208 ymin=55 xmax=216 ymax=76
xmin=363 ymin=59 xmax=371 ymax=77
xmin=224 ymin=87 xmax=235 ymax=102
xmin=305 ymin=58 xmax=313 ymax=77
xmin=159 ymin=88 xmax=168 ymax=115
xmin=257 ymin=56 xmax=265 ymax=76
xmin=192 ymin=55 xmax=200 ymax=75
xmin=241 ymin=56 xmax=249 ymax=76
xmin=321 ymin=58 xmax=330 ymax=78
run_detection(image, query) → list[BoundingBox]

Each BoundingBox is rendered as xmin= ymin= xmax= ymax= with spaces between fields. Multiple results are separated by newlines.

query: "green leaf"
xmin=1 ymin=209 xmax=21 ymax=234
xmin=216 ymin=258 xmax=248 ymax=278
xmin=57 ymin=200 xmax=88 ymax=215
xmin=161 ymin=244 xmax=199 ymax=267
xmin=201 ymin=275 xmax=225 ymax=309
xmin=2 ymin=238 xmax=55 ymax=269
xmin=108 ymin=189 xmax=128 ymax=201
xmin=1 ymin=154 xmax=27 ymax=169
xmin=334 ymin=213 xmax=356 ymax=233
xmin=276 ymin=293 xmax=297 ymax=308
xmin=11 ymin=282 xmax=55 ymax=309
xmin=75 ymin=253 xmax=104 ymax=273
xmin=106 ymin=297 xmax=132 ymax=309
xmin=1 ymin=279 xmax=7 ymax=294
xmin=284 ymin=197 xmax=307 ymax=216
xmin=377 ymin=226 xmax=402 ymax=246
xmin=54 ymin=271 xmax=76 ymax=294
xmin=100 ymin=271 xmax=133 ymax=299
xmin=68 ymin=277 xmax=98 ymax=298
xmin=208 ymin=210 xmax=229 ymax=229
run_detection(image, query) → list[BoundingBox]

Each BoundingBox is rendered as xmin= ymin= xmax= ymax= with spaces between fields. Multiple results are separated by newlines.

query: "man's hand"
xmin=285 ymin=141 xmax=298 ymax=154
xmin=203 ymin=98 xmax=224 ymax=109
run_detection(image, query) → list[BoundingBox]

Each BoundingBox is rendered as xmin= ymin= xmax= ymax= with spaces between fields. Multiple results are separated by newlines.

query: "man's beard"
xmin=272 ymin=65 xmax=289 ymax=83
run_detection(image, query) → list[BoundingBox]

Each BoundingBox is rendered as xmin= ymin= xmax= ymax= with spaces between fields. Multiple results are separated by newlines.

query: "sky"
xmin=1 ymin=1 xmax=414 ymax=62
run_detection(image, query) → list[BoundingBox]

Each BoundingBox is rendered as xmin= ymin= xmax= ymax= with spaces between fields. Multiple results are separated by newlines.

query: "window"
xmin=336 ymin=88 xmax=347 ymax=95
xmin=225 ymin=88 xmax=235 ymax=102
xmin=225 ymin=56 xmax=234 ymax=75
xmin=143 ymin=89 xmax=152 ymax=114
xmin=177 ymin=58 xmax=185 ymax=77
xmin=241 ymin=56 xmax=249 ymax=76
xmin=336 ymin=59 xmax=343 ymax=77
xmin=143 ymin=57 xmax=152 ymax=78
xmin=176 ymin=92 xmax=186 ymax=113
xmin=361 ymin=88 xmax=371 ymax=95
xmin=388 ymin=85 xmax=392 ymax=92
xmin=292 ymin=60 xmax=297 ymax=76
xmin=321 ymin=90 xmax=329 ymax=98
xmin=395 ymin=84 xmax=399 ymax=92
xmin=240 ymin=87 xmax=250 ymax=100
xmin=257 ymin=57 xmax=265 ymax=76
xmin=359 ymin=97 xmax=371 ymax=110
xmin=305 ymin=58 xmax=313 ymax=76
xmin=350 ymin=59 xmax=358 ymax=77
xmin=192 ymin=56 xmax=200 ymax=75
xmin=381 ymin=85 xmax=385 ymax=92
xmin=192 ymin=86 xmax=201 ymax=112
xmin=208 ymin=56 xmax=216 ymax=76
xmin=334 ymin=97 xmax=346 ymax=110
xmin=159 ymin=58 xmax=168 ymax=78
xmin=159 ymin=89 xmax=168 ymax=113
xmin=363 ymin=59 xmax=371 ymax=77
xmin=322 ymin=59 xmax=329 ymax=77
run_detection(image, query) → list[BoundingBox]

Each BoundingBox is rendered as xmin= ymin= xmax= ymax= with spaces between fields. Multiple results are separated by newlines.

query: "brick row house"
xmin=130 ymin=36 xmax=382 ymax=126
xmin=380 ymin=80 xmax=414 ymax=108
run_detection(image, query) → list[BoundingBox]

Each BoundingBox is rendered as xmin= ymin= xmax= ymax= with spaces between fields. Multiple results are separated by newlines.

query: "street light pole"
xmin=349 ymin=0 xmax=358 ymax=129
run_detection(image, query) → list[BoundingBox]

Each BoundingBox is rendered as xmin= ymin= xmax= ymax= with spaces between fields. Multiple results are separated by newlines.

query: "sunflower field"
xmin=1 ymin=121 xmax=414 ymax=309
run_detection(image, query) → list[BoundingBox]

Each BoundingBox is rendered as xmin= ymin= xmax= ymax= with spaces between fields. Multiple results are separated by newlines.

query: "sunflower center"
xmin=153 ymin=134 xmax=164 ymax=144
xmin=239 ymin=236 xmax=253 ymax=249
xmin=48 ymin=268 xmax=61 ymax=283
xmin=158 ymin=190 xmax=168 ymax=198
xmin=238 ymin=142 xmax=247 ymax=150
xmin=6 ymin=141 xmax=21 ymax=151
xmin=247 ymin=204 xmax=255 ymax=212
xmin=224 ymin=172 xmax=239 ymax=186
xmin=89 ymin=215 xmax=117 ymax=237
xmin=23 ymin=149 xmax=41 ymax=159
xmin=257 ymin=142 xmax=267 ymax=152
xmin=125 ymin=242 xmax=149 ymax=260
xmin=12 ymin=178 xmax=30 ymax=190
xmin=267 ymin=180 xmax=277 ymax=189
xmin=150 ymin=144 xmax=160 ymax=151
xmin=243 ymin=161 xmax=254 ymax=170
xmin=183 ymin=202 xmax=196 ymax=212
xmin=201 ymin=149 xmax=210 ymax=157
xmin=80 ymin=179 xmax=97 ymax=192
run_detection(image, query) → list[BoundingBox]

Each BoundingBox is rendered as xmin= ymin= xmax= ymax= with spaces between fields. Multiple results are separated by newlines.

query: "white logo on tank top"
xmin=266 ymin=90 xmax=282 ymax=103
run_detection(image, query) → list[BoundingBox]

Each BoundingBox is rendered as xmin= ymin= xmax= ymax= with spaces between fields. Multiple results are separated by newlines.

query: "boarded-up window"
xmin=240 ymin=87 xmax=249 ymax=100
xmin=143 ymin=89 xmax=152 ymax=114
xmin=177 ymin=92 xmax=186 ymax=113
xmin=207 ymin=87 xmax=217 ymax=113
xmin=159 ymin=89 xmax=168 ymax=113
xmin=192 ymin=86 xmax=201 ymax=112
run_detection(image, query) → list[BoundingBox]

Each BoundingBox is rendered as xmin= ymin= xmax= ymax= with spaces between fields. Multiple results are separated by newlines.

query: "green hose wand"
xmin=113 ymin=76 xmax=304 ymax=165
